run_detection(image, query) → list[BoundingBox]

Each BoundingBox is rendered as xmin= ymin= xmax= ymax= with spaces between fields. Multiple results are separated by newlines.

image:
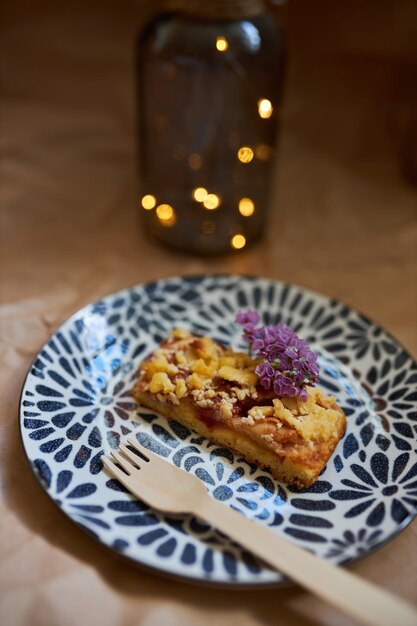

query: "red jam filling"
xmin=197 ymin=408 xmax=220 ymax=429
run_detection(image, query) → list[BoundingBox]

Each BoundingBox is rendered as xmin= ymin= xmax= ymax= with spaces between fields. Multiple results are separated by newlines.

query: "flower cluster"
xmin=236 ymin=310 xmax=319 ymax=401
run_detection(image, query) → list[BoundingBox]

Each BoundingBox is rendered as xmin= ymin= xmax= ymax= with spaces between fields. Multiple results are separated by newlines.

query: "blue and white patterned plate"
xmin=19 ymin=275 xmax=417 ymax=586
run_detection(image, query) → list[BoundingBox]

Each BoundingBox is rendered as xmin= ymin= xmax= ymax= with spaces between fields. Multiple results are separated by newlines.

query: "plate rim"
xmin=18 ymin=273 xmax=417 ymax=587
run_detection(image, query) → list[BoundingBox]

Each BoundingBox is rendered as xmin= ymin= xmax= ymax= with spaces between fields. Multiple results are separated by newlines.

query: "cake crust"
xmin=132 ymin=329 xmax=346 ymax=488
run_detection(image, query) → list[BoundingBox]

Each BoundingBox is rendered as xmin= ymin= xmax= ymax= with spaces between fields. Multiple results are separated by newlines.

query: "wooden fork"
xmin=102 ymin=439 xmax=417 ymax=626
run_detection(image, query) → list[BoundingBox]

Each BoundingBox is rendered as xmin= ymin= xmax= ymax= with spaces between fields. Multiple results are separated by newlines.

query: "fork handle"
xmin=198 ymin=497 xmax=417 ymax=626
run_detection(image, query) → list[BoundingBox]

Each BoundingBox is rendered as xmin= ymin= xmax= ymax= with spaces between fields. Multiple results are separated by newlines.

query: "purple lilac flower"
xmin=235 ymin=310 xmax=260 ymax=335
xmin=235 ymin=310 xmax=319 ymax=400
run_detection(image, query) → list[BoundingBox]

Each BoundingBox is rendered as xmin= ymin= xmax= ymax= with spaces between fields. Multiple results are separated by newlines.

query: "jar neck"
xmin=150 ymin=0 xmax=265 ymax=20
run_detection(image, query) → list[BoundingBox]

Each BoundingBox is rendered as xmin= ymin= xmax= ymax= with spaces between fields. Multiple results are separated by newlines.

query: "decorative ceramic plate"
xmin=20 ymin=275 xmax=417 ymax=586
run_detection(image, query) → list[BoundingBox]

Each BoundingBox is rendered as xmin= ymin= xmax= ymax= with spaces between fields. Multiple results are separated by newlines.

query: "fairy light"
xmin=216 ymin=36 xmax=228 ymax=52
xmin=189 ymin=153 xmax=202 ymax=170
xmin=203 ymin=193 xmax=220 ymax=210
xmin=156 ymin=204 xmax=176 ymax=226
xmin=141 ymin=194 xmax=156 ymax=210
xmin=193 ymin=187 xmax=208 ymax=202
xmin=237 ymin=146 xmax=254 ymax=163
xmin=258 ymin=98 xmax=273 ymax=119
xmin=238 ymin=197 xmax=255 ymax=217
xmin=255 ymin=144 xmax=273 ymax=161
xmin=231 ymin=234 xmax=246 ymax=249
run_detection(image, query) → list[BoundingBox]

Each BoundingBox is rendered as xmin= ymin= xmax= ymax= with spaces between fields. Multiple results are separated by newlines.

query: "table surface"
xmin=1 ymin=1 xmax=416 ymax=625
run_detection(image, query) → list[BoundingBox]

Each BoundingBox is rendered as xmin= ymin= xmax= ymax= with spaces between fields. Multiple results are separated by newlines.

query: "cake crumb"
xmin=149 ymin=372 xmax=175 ymax=394
xmin=232 ymin=386 xmax=251 ymax=401
xmin=172 ymin=328 xmax=190 ymax=339
xmin=248 ymin=405 xmax=274 ymax=420
xmin=241 ymin=415 xmax=255 ymax=426
xmin=220 ymin=399 xmax=233 ymax=417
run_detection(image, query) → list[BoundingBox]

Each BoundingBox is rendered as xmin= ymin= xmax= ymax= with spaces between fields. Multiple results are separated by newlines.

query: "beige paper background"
xmin=1 ymin=1 xmax=416 ymax=625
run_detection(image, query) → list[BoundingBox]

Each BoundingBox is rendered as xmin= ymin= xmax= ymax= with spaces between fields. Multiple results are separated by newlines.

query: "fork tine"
xmin=119 ymin=443 xmax=146 ymax=467
xmin=110 ymin=450 xmax=137 ymax=474
xmin=126 ymin=438 xmax=163 ymax=464
xmin=102 ymin=455 xmax=131 ymax=483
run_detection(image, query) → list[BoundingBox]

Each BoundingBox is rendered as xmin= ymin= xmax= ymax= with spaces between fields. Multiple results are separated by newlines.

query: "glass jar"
xmin=137 ymin=1 xmax=285 ymax=254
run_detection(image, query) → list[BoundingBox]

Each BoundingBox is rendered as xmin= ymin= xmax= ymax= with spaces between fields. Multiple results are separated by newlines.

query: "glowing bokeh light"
xmin=193 ymin=187 xmax=208 ymax=202
xmin=141 ymin=194 xmax=156 ymax=210
xmin=255 ymin=144 xmax=273 ymax=161
xmin=237 ymin=146 xmax=254 ymax=163
xmin=203 ymin=193 xmax=220 ymax=210
xmin=189 ymin=153 xmax=202 ymax=170
xmin=156 ymin=204 xmax=176 ymax=226
xmin=216 ymin=36 xmax=228 ymax=52
xmin=238 ymin=197 xmax=255 ymax=216
xmin=231 ymin=234 xmax=246 ymax=249
xmin=258 ymin=98 xmax=273 ymax=119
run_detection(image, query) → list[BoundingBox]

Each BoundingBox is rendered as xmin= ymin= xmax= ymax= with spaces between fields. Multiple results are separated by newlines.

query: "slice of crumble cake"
xmin=132 ymin=329 xmax=346 ymax=488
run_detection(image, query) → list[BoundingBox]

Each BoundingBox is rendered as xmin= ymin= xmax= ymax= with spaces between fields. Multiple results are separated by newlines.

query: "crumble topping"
xmin=171 ymin=328 xmax=189 ymax=339
xmin=145 ymin=354 xmax=179 ymax=378
xmin=142 ymin=329 xmax=260 ymax=405
xmin=191 ymin=388 xmax=212 ymax=408
xmin=175 ymin=350 xmax=187 ymax=365
xmin=186 ymin=373 xmax=208 ymax=390
xmin=241 ymin=405 xmax=275 ymax=426
xmin=240 ymin=415 xmax=255 ymax=426
xmin=138 ymin=328 xmax=343 ymax=444
xmin=232 ymin=386 xmax=255 ymax=401
xmin=220 ymin=398 xmax=234 ymax=418
xmin=134 ymin=327 xmax=347 ymax=488
xmin=149 ymin=371 xmax=175 ymax=394
xmin=273 ymin=391 xmax=341 ymax=441
xmin=175 ymin=379 xmax=187 ymax=399
xmin=217 ymin=365 xmax=257 ymax=387
xmin=248 ymin=405 xmax=275 ymax=420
